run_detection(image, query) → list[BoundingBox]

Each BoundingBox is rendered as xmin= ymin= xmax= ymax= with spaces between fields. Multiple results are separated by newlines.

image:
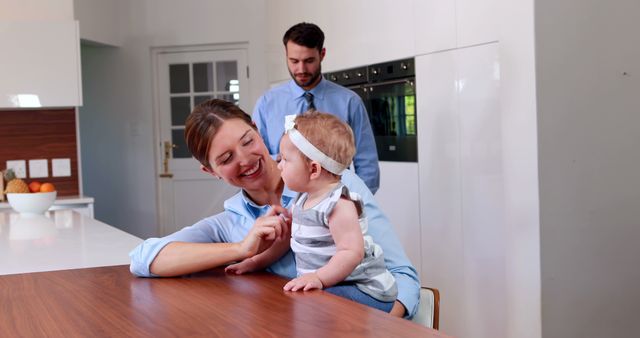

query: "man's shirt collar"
xmin=288 ymin=76 xmax=326 ymax=100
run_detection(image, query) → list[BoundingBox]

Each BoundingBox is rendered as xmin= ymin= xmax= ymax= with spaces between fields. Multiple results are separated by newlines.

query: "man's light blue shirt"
xmin=253 ymin=78 xmax=380 ymax=194
xmin=129 ymin=170 xmax=419 ymax=318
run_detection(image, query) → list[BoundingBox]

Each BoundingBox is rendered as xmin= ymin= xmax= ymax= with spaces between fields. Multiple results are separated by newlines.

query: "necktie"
xmin=303 ymin=92 xmax=315 ymax=111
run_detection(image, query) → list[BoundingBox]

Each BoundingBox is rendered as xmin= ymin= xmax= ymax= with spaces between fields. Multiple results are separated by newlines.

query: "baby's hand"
xmin=225 ymin=258 xmax=257 ymax=275
xmin=283 ymin=273 xmax=323 ymax=291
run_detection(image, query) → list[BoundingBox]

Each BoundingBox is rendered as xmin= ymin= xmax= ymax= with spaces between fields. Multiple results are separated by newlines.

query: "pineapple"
xmin=4 ymin=168 xmax=16 ymax=182
xmin=3 ymin=169 xmax=30 ymax=194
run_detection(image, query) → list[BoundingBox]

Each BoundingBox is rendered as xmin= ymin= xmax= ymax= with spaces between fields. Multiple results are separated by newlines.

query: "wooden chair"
xmin=411 ymin=287 xmax=440 ymax=330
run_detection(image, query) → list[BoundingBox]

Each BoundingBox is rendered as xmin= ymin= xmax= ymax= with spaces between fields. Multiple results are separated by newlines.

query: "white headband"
xmin=284 ymin=114 xmax=347 ymax=175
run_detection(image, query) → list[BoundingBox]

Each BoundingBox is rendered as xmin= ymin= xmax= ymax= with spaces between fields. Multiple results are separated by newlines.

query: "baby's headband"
xmin=284 ymin=114 xmax=347 ymax=175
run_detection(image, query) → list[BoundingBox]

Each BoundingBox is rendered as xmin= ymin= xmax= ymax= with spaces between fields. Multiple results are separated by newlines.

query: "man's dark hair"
xmin=282 ymin=22 xmax=325 ymax=51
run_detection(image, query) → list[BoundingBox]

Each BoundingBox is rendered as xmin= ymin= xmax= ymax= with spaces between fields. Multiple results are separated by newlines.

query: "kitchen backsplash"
xmin=0 ymin=108 xmax=79 ymax=196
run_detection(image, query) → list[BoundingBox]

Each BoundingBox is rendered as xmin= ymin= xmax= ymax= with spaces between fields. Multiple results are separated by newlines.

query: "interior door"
xmin=155 ymin=48 xmax=247 ymax=235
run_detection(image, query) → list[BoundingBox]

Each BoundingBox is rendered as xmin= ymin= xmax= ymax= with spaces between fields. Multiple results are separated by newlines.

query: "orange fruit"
xmin=40 ymin=182 xmax=56 ymax=193
xmin=28 ymin=181 xmax=42 ymax=193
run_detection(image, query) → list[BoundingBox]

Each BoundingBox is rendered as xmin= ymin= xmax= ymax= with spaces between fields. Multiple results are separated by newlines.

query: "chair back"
xmin=411 ymin=287 xmax=440 ymax=330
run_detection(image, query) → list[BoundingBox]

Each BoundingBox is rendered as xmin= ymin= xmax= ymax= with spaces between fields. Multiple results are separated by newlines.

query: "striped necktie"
xmin=303 ymin=92 xmax=315 ymax=111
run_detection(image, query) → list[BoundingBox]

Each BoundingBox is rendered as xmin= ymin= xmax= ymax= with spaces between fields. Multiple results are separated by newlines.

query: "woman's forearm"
xmin=150 ymin=241 xmax=245 ymax=276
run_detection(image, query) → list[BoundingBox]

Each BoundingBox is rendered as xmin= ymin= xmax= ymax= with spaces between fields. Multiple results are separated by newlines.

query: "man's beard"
xmin=289 ymin=66 xmax=322 ymax=88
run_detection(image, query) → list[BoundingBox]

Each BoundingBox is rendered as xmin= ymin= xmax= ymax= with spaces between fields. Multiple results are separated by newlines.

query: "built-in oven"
xmin=325 ymin=58 xmax=417 ymax=162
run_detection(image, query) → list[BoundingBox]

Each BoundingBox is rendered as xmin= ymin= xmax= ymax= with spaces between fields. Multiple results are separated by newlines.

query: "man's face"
xmin=285 ymin=41 xmax=325 ymax=90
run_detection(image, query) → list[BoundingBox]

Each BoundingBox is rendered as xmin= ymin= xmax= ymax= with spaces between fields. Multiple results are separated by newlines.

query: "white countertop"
xmin=0 ymin=209 xmax=142 ymax=275
xmin=0 ymin=195 xmax=95 ymax=209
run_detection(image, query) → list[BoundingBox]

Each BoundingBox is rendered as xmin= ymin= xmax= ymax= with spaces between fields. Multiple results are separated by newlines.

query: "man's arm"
xmin=341 ymin=170 xmax=421 ymax=318
xmin=348 ymin=98 xmax=380 ymax=194
xmin=252 ymin=95 xmax=274 ymax=153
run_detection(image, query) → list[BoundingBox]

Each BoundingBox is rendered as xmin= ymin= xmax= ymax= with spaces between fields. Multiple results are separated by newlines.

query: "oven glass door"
xmin=353 ymin=79 xmax=417 ymax=162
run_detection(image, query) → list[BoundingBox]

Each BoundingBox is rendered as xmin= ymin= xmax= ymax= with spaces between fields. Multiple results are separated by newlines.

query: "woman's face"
xmin=277 ymin=134 xmax=311 ymax=192
xmin=204 ymin=118 xmax=273 ymax=190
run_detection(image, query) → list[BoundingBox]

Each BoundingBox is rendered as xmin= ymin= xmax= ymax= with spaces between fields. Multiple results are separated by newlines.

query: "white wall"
xmin=74 ymin=0 xmax=124 ymax=46
xmin=265 ymin=0 xmax=416 ymax=81
xmin=536 ymin=1 xmax=640 ymax=337
xmin=77 ymin=0 xmax=268 ymax=238
xmin=0 ymin=0 xmax=74 ymax=20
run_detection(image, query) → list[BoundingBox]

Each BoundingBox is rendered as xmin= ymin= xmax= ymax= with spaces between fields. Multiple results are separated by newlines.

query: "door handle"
xmin=159 ymin=141 xmax=176 ymax=178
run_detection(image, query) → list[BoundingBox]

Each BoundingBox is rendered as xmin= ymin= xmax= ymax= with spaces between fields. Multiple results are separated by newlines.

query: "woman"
xmin=129 ymin=99 xmax=419 ymax=318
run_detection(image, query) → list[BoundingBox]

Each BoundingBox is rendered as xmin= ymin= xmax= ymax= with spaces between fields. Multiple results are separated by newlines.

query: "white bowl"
xmin=7 ymin=191 xmax=57 ymax=214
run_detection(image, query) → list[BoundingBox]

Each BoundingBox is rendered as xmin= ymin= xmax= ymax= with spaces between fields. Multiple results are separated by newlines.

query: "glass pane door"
xmin=156 ymin=47 xmax=247 ymax=235
xmin=167 ymin=59 xmax=241 ymax=159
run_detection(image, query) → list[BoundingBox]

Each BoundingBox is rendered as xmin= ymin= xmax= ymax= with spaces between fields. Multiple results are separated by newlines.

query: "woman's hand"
xmin=238 ymin=205 xmax=290 ymax=259
xmin=283 ymin=273 xmax=324 ymax=291
xmin=225 ymin=258 xmax=258 ymax=275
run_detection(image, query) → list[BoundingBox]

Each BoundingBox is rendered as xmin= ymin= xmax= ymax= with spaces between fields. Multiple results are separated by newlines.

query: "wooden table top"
xmin=1 ymin=265 xmax=449 ymax=337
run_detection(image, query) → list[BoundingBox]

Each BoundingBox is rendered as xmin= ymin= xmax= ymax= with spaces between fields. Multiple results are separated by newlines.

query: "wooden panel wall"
xmin=0 ymin=109 xmax=79 ymax=196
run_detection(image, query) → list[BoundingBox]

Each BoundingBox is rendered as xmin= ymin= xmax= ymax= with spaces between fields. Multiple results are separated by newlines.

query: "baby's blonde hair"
xmin=293 ymin=110 xmax=355 ymax=174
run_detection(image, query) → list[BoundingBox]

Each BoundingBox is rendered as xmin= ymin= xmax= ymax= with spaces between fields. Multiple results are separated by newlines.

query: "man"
xmin=253 ymin=22 xmax=380 ymax=194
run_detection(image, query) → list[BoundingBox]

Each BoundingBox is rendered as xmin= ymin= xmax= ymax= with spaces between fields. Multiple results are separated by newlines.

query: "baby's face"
xmin=278 ymin=134 xmax=311 ymax=192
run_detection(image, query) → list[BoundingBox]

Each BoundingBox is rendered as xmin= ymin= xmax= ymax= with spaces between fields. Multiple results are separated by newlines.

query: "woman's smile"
xmin=240 ymin=160 xmax=261 ymax=177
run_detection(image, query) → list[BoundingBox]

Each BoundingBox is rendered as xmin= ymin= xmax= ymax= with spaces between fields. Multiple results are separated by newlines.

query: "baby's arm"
xmin=284 ymin=198 xmax=364 ymax=291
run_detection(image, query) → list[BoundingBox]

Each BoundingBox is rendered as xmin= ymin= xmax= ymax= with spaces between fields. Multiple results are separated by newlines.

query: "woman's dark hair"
xmin=184 ymin=99 xmax=253 ymax=169
xmin=282 ymin=22 xmax=324 ymax=51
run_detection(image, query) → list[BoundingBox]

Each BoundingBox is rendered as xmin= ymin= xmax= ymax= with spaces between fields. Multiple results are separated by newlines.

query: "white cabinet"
xmin=416 ymin=50 xmax=466 ymax=335
xmin=375 ymin=162 xmax=422 ymax=276
xmin=416 ymin=43 xmax=503 ymax=337
xmin=0 ymin=21 xmax=82 ymax=108
xmin=413 ymin=0 xmax=499 ymax=55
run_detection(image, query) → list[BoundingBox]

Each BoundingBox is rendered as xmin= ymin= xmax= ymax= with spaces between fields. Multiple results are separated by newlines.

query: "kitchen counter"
xmin=0 ymin=195 xmax=95 ymax=218
xmin=0 ymin=209 xmax=141 ymax=275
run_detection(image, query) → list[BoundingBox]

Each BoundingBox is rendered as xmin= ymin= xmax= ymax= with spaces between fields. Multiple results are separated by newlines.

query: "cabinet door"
xmin=0 ymin=21 xmax=81 ymax=108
